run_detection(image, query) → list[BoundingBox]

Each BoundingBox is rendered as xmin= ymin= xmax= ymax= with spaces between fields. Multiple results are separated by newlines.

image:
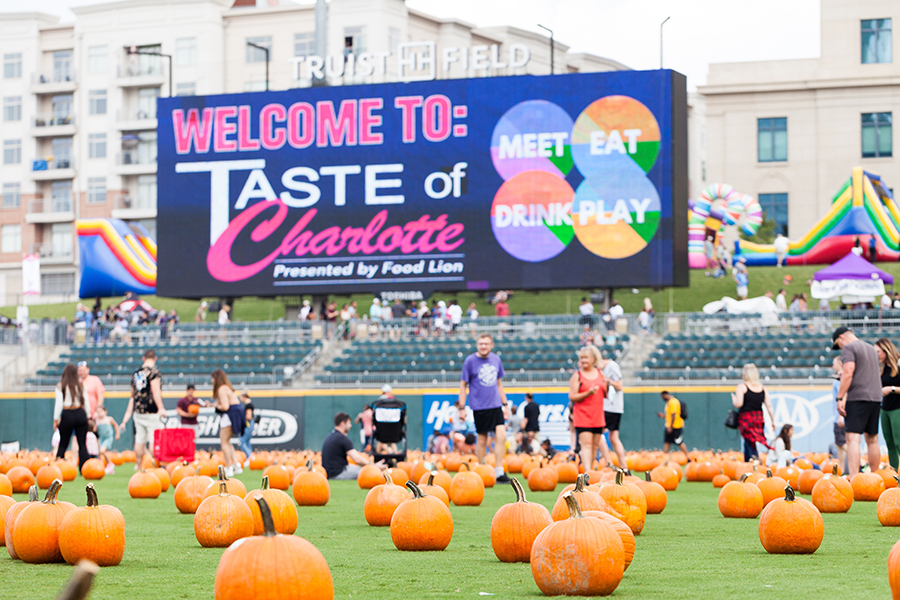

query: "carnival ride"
xmin=76 ymin=218 xmax=157 ymax=298
xmin=689 ymin=168 xmax=900 ymax=267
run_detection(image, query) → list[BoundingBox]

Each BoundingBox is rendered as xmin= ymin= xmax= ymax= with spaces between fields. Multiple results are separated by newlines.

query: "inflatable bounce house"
xmin=689 ymin=167 xmax=900 ymax=267
xmin=77 ymin=219 xmax=157 ymax=298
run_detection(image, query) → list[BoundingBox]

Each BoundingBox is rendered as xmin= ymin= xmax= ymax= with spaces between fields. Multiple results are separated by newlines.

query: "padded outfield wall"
xmin=0 ymin=384 xmax=840 ymax=454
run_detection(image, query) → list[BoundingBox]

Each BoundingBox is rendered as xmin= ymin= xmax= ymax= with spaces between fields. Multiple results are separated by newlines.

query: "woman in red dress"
xmin=569 ymin=345 xmax=614 ymax=470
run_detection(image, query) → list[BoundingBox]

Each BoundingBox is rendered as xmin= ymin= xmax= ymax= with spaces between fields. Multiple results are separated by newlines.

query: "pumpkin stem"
xmin=428 ymin=471 xmax=437 ymax=486
xmin=739 ymin=473 xmax=751 ymax=483
xmin=217 ymin=465 xmax=227 ymax=481
xmin=511 ymin=477 xmax=528 ymax=503
xmin=306 ymin=459 xmax=315 ymax=471
xmin=383 ymin=471 xmax=394 ymax=486
xmin=261 ymin=475 xmax=270 ymax=490
xmin=27 ymin=485 xmax=39 ymax=502
xmin=832 ymin=464 xmax=838 ymax=476
xmin=43 ymin=479 xmax=63 ymax=504
xmin=645 ymin=471 xmax=652 ymax=482
xmin=218 ymin=481 xmax=228 ymax=496
xmin=405 ymin=480 xmax=424 ymax=499
xmin=85 ymin=483 xmax=99 ymax=508
xmin=784 ymin=485 xmax=796 ymax=502
xmin=252 ymin=494 xmax=278 ymax=538
xmin=766 ymin=468 xmax=773 ymax=478
xmin=895 ymin=475 xmax=899 ymax=486
xmin=562 ymin=492 xmax=583 ymax=519
xmin=460 ymin=462 xmax=470 ymax=472
xmin=615 ymin=469 xmax=625 ymax=486
xmin=573 ymin=474 xmax=587 ymax=493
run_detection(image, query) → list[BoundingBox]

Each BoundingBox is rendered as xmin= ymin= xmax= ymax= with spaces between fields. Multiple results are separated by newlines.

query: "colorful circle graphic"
xmin=571 ymin=95 xmax=661 ymax=179
xmin=570 ymin=176 xmax=661 ymax=259
xmin=491 ymin=170 xmax=575 ymax=262
xmin=491 ymin=100 xmax=574 ymax=181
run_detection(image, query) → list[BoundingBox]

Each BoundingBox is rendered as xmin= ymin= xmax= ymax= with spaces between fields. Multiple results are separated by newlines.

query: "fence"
xmin=650 ymin=309 xmax=900 ymax=337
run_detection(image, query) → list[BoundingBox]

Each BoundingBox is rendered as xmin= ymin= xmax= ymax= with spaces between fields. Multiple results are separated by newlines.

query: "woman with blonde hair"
xmin=877 ymin=338 xmax=900 ymax=468
xmin=569 ymin=345 xmax=613 ymax=470
xmin=732 ymin=363 xmax=775 ymax=462
xmin=212 ymin=369 xmax=244 ymax=476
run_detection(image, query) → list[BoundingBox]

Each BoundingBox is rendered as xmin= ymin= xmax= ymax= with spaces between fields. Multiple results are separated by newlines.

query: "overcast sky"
xmin=0 ymin=0 xmax=821 ymax=88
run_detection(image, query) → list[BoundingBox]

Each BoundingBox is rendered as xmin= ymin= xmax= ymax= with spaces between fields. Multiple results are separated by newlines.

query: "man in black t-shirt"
xmin=521 ymin=393 xmax=541 ymax=446
xmin=119 ymin=349 xmax=166 ymax=469
xmin=322 ymin=412 xmax=384 ymax=479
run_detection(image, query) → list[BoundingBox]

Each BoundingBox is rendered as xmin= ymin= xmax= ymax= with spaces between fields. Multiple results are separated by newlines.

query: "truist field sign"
xmin=157 ymin=70 xmax=688 ymax=297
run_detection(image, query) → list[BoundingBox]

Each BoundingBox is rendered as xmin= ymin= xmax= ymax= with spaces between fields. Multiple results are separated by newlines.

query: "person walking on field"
xmin=119 ymin=349 xmax=167 ymax=469
xmin=732 ymin=363 xmax=775 ymax=462
xmin=832 ymin=327 xmax=882 ymax=475
xmin=876 ymin=338 xmax=900 ymax=469
xmin=657 ymin=391 xmax=689 ymax=456
xmin=77 ymin=361 xmax=105 ymax=420
xmin=831 ymin=356 xmax=848 ymax=472
xmin=521 ymin=392 xmax=541 ymax=448
xmin=569 ymin=345 xmax=614 ymax=471
xmin=54 ymin=363 xmax=91 ymax=470
xmin=238 ymin=392 xmax=256 ymax=467
xmin=460 ymin=333 xmax=512 ymax=483
xmin=599 ymin=351 xmax=627 ymax=469
xmin=211 ymin=369 xmax=244 ymax=476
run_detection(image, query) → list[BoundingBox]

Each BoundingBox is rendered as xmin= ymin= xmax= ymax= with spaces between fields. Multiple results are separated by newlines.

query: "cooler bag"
xmin=153 ymin=427 xmax=196 ymax=463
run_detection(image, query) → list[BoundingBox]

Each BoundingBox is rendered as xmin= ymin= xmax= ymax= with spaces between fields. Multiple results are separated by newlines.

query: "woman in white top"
xmin=212 ymin=369 xmax=244 ymax=477
xmin=53 ymin=363 xmax=91 ymax=469
xmin=767 ymin=424 xmax=794 ymax=468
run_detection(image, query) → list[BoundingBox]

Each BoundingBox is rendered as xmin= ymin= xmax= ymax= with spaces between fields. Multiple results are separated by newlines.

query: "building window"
xmin=3 ymin=53 xmax=21 ymax=79
xmin=53 ymin=50 xmax=73 ymax=82
xmin=862 ymin=112 xmax=892 ymax=158
xmin=175 ymin=82 xmax=196 ymax=96
xmin=758 ymin=117 xmax=787 ymax=162
xmin=137 ymin=87 xmax=159 ymax=119
xmin=41 ymin=272 xmax=75 ymax=294
xmin=2 ymin=183 xmax=20 ymax=209
xmin=51 ymin=182 xmax=72 ymax=212
xmin=388 ymin=27 xmax=401 ymax=55
xmin=3 ymin=139 xmax=21 ymax=165
xmin=3 ymin=96 xmax=21 ymax=122
xmin=294 ymin=32 xmax=314 ymax=57
xmin=50 ymin=224 xmax=73 ymax=258
xmin=89 ymin=89 xmax=107 ymax=115
xmin=862 ymin=19 xmax=892 ymax=64
xmin=88 ymin=45 xmax=108 ymax=73
xmin=344 ymin=26 xmax=366 ymax=55
xmin=127 ymin=44 xmax=162 ymax=76
xmin=52 ymin=94 xmax=73 ymax=122
xmin=87 ymin=178 xmax=106 ymax=204
xmin=89 ymin=133 xmax=107 ymax=159
xmin=1 ymin=224 xmax=21 ymax=254
xmin=244 ymin=81 xmax=266 ymax=92
xmin=176 ymin=37 xmax=197 ymax=66
xmin=758 ymin=193 xmax=789 ymax=236
xmin=137 ymin=175 xmax=157 ymax=209
xmin=52 ymin=138 xmax=72 ymax=168
xmin=246 ymin=36 xmax=272 ymax=63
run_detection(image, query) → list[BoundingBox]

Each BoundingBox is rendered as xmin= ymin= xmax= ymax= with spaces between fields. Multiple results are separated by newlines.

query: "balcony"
xmin=30 ymin=243 xmax=74 ymax=265
xmin=25 ymin=197 xmax=75 ymax=224
xmin=29 ymin=71 xmax=77 ymax=94
xmin=116 ymin=64 xmax=165 ymax=88
xmin=110 ymin=194 xmax=156 ymax=220
xmin=115 ymin=109 xmax=157 ymax=132
xmin=30 ymin=158 xmax=76 ymax=181
xmin=114 ymin=150 xmax=156 ymax=175
xmin=31 ymin=115 xmax=76 ymax=138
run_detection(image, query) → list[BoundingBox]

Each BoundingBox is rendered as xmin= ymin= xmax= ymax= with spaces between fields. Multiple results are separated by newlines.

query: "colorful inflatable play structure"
xmin=76 ymin=218 xmax=157 ymax=298
xmin=689 ymin=168 xmax=900 ymax=267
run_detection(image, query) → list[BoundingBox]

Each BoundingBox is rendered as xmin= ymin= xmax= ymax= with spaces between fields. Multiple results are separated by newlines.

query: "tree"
xmin=741 ymin=214 xmax=778 ymax=245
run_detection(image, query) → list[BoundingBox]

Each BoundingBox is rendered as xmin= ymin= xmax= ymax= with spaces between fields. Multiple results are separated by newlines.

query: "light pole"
xmin=660 ymin=16 xmax=671 ymax=70
xmin=537 ymin=24 xmax=554 ymax=75
xmin=246 ymin=41 xmax=270 ymax=91
xmin=128 ymin=46 xmax=172 ymax=96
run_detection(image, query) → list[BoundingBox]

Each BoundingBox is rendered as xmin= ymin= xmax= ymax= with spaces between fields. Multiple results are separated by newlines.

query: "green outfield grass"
xmin=5 ymin=262 xmax=900 ymax=323
xmin=0 ymin=469 xmax=896 ymax=599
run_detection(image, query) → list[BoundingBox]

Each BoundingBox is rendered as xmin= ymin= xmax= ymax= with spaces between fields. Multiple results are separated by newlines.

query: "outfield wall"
xmin=1 ymin=383 xmax=842 ymax=454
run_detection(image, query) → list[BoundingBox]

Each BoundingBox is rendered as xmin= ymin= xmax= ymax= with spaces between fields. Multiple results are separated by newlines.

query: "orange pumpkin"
xmin=12 ymin=479 xmax=76 ymax=563
xmin=797 ymin=468 xmax=824 ymax=495
xmin=473 ymin=464 xmax=497 ymax=488
xmin=58 ymin=484 xmax=125 ymax=566
xmin=757 ymin=469 xmax=789 ymax=506
xmin=0 ymin=473 xmax=11 ymax=497
xmin=7 ymin=466 xmax=35 ymax=494
xmin=174 ymin=473 xmax=215 ymax=514
xmin=171 ymin=462 xmax=195 ymax=488
xmin=36 ymin=464 xmax=63 ymax=490
xmin=551 ymin=474 xmax=608 ymax=521
xmin=530 ymin=493 xmax=624 ymax=596
xmin=418 ymin=471 xmax=450 ymax=507
xmin=0 ymin=494 xmax=16 ymax=545
xmin=695 ymin=461 xmax=722 ymax=482
xmin=819 ymin=458 xmax=842 ymax=475
xmin=203 ymin=466 xmax=247 ymax=499
xmin=364 ymin=471 xmax=410 ymax=526
xmin=293 ymin=460 xmax=330 ymax=506
xmin=5 ymin=486 xmax=38 ymax=559
xmin=878 ymin=476 xmax=900 ymax=526
xmin=851 ymin=472 xmax=886 ymax=501
xmin=718 ymin=473 xmax=764 ymax=518
xmin=214 ymin=495 xmax=334 ymax=600
xmin=384 ymin=467 xmax=409 ymax=486
xmin=248 ymin=454 xmax=269 ymax=470
xmin=149 ymin=468 xmax=171 ymax=492
xmin=490 ymin=477 xmax=552 ymax=563
xmin=128 ymin=470 xmax=162 ymax=499
xmin=390 ymin=481 xmax=453 ymax=551
xmin=80 ymin=458 xmax=106 ymax=481
xmin=634 ymin=473 xmax=668 ymax=514
xmin=418 ymin=469 xmax=452 ymax=496
xmin=357 ymin=464 xmax=385 ymax=489
xmin=758 ymin=485 xmax=824 ymax=554
xmin=712 ymin=473 xmax=731 ymax=488
xmin=583 ymin=510 xmax=636 ymax=571
xmin=811 ymin=465 xmax=854 ymax=513
xmin=775 ymin=466 xmax=801 ymax=490
xmin=449 ymin=463 xmax=485 ymax=506
xmin=891 ymin=537 xmax=900 ymax=599
xmin=555 ymin=461 xmax=580 ymax=484
xmin=194 ymin=481 xmax=254 ymax=548
xmin=262 ymin=465 xmax=292 ymax=490
xmin=599 ymin=470 xmax=647 ymax=535
xmin=527 ymin=460 xmax=559 ymax=492
xmin=880 ymin=466 xmax=899 ymax=489
xmin=55 ymin=459 xmax=78 ymax=481
xmin=649 ymin=465 xmax=679 ymax=491
xmin=245 ymin=476 xmax=298 ymax=535
xmin=505 ymin=454 xmax=525 ymax=473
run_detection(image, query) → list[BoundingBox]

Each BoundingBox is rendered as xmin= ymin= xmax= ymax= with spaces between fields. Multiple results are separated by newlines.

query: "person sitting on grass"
xmin=322 ymin=412 xmax=384 ymax=480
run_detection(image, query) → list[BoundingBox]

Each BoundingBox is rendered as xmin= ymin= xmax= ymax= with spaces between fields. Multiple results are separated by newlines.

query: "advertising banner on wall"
xmin=157 ymin=70 xmax=688 ymax=297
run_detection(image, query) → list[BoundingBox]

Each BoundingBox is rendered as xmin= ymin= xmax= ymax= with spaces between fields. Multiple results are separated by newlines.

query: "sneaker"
xmin=224 ymin=466 xmax=234 ymax=478
xmin=233 ymin=465 xmax=243 ymax=475
xmin=496 ymin=473 xmax=512 ymax=484
xmin=243 ymin=460 xmax=250 ymax=469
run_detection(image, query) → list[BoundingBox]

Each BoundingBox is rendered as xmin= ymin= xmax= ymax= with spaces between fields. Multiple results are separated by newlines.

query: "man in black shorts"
xmin=521 ymin=392 xmax=541 ymax=446
xmin=833 ymin=327 xmax=882 ymax=475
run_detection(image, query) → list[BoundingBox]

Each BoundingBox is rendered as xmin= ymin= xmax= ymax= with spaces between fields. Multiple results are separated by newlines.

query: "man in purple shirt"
xmin=460 ymin=333 xmax=511 ymax=483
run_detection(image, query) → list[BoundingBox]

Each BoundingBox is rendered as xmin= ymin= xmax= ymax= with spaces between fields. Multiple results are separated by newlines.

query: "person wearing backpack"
xmin=657 ymin=391 xmax=689 ymax=456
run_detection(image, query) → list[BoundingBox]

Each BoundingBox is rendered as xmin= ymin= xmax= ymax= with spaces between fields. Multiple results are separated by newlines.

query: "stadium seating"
xmin=26 ymin=340 xmax=320 ymax=389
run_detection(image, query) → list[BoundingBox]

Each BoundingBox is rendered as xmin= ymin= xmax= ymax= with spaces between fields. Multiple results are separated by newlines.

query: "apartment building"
xmin=0 ymin=0 xmax=629 ymax=307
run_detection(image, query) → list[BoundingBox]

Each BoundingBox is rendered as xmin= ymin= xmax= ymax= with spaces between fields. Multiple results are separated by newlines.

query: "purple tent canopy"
xmin=813 ymin=252 xmax=894 ymax=284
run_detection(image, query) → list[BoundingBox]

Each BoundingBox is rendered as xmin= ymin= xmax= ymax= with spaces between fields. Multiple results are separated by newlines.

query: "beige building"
xmin=700 ymin=0 xmax=899 ymax=239
xmin=0 ymin=0 xmax=628 ymax=307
